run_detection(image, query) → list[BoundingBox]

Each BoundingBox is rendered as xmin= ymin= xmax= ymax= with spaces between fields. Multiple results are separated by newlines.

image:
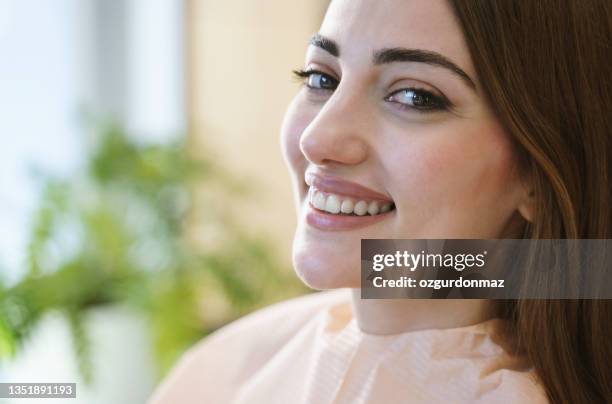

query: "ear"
xmin=517 ymin=186 xmax=535 ymax=222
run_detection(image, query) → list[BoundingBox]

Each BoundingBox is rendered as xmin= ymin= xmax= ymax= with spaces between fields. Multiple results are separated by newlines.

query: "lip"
xmin=305 ymin=172 xmax=393 ymax=202
xmin=303 ymin=172 xmax=395 ymax=231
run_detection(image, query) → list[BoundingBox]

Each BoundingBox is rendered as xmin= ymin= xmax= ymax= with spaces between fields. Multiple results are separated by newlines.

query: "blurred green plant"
xmin=0 ymin=123 xmax=307 ymax=382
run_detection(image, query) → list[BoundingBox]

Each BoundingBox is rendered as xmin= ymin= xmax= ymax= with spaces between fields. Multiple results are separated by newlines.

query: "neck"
xmin=350 ymin=289 xmax=494 ymax=335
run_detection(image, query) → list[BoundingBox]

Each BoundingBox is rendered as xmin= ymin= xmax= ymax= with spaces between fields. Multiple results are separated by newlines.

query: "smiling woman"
xmin=148 ymin=0 xmax=612 ymax=403
xmin=287 ymin=0 xmax=528 ymax=292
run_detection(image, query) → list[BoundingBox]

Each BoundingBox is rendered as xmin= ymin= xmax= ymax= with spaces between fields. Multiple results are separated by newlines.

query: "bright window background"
xmin=0 ymin=0 xmax=184 ymax=284
xmin=0 ymin=0 xmax=83 ymax=285
xmin=0 ymin=0 xmax=184 ymax=402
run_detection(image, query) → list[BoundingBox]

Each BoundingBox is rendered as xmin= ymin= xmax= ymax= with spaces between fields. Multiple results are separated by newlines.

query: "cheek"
xmin=280 ymin=97 xmax=315 ymax=175
xmin=393 ymin=120 xmax=520 ymax=214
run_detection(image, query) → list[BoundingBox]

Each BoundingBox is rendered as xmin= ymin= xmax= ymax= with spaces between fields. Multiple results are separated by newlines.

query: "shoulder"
xmin=471 ymin=320 xmax=549 ymax=404
xmin=475 ymin=368 xmax=549 ymax=404
xmin=147 ymin=288 xmax=351 ymax=404
xmin=199 ymin=288 xmax=350 ymax=347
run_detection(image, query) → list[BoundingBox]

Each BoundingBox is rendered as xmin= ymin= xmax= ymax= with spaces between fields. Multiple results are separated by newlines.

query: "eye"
xmin=385 ymin=88 xmax=450 ymax=112
xmin=292 ymin=69 xmax=339 ymax=92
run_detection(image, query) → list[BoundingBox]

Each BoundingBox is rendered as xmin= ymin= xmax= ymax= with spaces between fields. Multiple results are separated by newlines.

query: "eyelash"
xmin=292 ymin=69 xmax=451 ymax=112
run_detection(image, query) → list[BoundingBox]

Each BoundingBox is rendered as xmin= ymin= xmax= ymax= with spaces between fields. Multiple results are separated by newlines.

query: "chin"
xmin=291 ymin=224 xmax=361 ymax=290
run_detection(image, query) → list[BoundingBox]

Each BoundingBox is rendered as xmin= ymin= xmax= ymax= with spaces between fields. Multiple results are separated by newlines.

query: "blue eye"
xmin=292 ymin=69 xmax=338 ymax=91
xmin=385 ymin=88 xmax=449 ymax=111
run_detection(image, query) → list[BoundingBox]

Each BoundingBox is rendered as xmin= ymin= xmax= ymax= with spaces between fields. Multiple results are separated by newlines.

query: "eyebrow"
xmin=308 ymin=34 xmax=476 ymax=91
xmin=309 ymin=34 xmax=339 ymax=57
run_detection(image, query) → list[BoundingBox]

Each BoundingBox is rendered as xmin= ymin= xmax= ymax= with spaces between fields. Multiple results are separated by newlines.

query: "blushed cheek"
xmin=454 ymin=122 xmax=520 ymax=200
xmin=393 ymin=122 xmax=519 ymax=214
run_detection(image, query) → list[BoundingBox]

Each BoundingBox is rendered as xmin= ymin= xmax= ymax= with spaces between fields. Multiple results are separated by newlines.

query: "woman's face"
xmin=281 ymin=0 xmax=530 ymax=289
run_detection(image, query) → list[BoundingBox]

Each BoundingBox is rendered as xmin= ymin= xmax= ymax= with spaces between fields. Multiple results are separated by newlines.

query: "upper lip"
xmin=305 ymin=172 xmax=394 ymax=202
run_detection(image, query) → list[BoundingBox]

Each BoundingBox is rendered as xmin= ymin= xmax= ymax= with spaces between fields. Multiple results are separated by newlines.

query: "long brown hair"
xmin=448 ymin=1 xmax=612 ymax=402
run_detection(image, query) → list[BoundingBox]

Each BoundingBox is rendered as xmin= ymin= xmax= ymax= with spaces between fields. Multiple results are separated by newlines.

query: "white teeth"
xmin=309 ymin=188 xmax=394 ymax=216
xmin=313 ymin=192 xmax=326 ymax=210
xmin=353 ymin=201 xmax=368 ymax=216
xmin=367 ymin=201 xmax=380 ymax=215
xmin=340 ymin=199 xmax=354 ymax=214
xmin=324 ymin=195 xmax=341 ymax=214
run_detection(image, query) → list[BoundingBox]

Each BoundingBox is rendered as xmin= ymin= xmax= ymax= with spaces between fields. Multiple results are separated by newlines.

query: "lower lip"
xmin=305 ymin=203 xmax=394 ymax=231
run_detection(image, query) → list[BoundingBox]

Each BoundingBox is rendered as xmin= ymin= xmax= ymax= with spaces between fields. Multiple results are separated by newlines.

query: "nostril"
xmin=299 ymin=127 xmax=369 ymax=167
xmin=298 ymin=133 xmax=322 ymax=165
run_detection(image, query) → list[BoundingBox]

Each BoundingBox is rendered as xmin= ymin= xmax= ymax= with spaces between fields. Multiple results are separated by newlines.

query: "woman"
xmin=149 ymin=0 xmax=611 ymax=403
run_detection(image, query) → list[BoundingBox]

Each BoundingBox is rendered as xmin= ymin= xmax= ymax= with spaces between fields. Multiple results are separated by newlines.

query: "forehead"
xmin=319 ymin=0 xmax=474 ymax=76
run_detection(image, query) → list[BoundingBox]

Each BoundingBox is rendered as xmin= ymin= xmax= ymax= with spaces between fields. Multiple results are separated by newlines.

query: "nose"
xmin=299 ymin=89 xmax=369 ymax=167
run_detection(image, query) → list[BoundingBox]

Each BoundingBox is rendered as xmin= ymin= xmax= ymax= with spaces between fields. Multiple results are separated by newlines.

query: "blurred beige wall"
xmin=186 ymin=1 xmax=328 ymax=266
